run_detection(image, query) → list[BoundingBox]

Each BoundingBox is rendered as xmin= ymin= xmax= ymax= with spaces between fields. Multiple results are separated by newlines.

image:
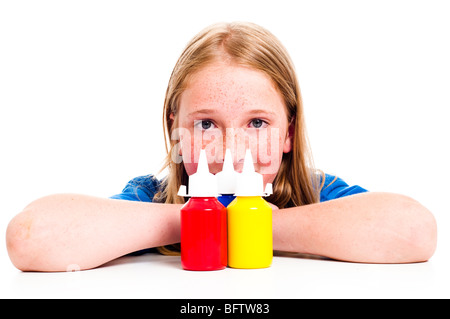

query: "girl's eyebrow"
xmin=245 ymin=109 xmax=277 ymax=117
xmin=187 ymin=108 xmax=217 ymax=117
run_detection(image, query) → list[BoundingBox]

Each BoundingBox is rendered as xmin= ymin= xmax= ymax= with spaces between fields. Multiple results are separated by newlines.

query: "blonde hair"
xmin=154 ymin=22 xmax=323 ymax=255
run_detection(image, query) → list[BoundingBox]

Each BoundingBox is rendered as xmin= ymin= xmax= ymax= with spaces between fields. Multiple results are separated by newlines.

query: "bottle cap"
xmin=234 ymin=149 xmax=272 ymax=197
xmin=177 ymin=149 xmax=218 ymax=197
xmin=216 ymin=149 xmax=238 ymax=195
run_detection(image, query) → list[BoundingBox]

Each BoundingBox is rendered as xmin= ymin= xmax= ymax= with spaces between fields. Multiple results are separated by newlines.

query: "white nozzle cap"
xmin=178 ymin=149 xmax=218 ymax=197
xmin=264 ymin=183 xmax=273 ymax=196
xmin=216 ymin=149 xmax=238 ymax=194
xmin=234 ymin=149 xmax=272 ymax=197
xmin=177 ymin=185 xmax=187 ymax=197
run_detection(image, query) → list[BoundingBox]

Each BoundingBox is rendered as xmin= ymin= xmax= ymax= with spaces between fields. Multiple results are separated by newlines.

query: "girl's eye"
xmin=249 ymin=118 xmax=268 ymax=129
xmin=194 ymin=120 xmax=216 ymax=131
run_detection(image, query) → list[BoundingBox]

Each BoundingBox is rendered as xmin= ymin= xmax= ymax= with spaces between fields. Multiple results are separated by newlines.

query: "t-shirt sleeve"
xmin=109 ymin=174 xmax=162 ymax=255
xmin=110 ymin=173 xmax=366 ymax=203
xmin=320 ymin=174 xmax=368 ymax=202
xmin=109 ymin=174 xmax=161 ymax=202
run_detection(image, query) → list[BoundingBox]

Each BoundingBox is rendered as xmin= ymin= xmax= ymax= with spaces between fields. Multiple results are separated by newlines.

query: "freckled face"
xmin=175 ymin=61 xmax=293 ymax=186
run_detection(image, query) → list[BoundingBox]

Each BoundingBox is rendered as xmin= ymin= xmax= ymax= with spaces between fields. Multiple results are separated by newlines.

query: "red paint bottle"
xmin=178 ymin=149 xmax=227 ymax=271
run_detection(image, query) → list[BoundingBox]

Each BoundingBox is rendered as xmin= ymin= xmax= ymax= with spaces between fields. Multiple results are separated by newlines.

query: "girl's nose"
xmin=225 ymin=128 xmax=250 ymax=161
xmin=203 ymin=127 xmax=252 ymax=172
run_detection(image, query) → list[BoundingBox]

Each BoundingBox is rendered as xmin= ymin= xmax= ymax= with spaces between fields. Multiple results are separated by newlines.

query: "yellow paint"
xmin=227 ymin=196 xmax=273 ymax=269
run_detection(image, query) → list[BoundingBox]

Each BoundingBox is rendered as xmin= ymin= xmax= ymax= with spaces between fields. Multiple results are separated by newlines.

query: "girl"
xmin=6 ymin=22 xmax=437 ymax=272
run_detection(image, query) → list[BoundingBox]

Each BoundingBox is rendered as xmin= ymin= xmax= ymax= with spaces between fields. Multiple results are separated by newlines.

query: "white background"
xmin=1 ymin=0 xmax=449 ymax=298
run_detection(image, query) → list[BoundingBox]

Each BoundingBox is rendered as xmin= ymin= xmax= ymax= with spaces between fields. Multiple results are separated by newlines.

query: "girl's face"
xmin=174 ymin=61 xmax=293 ymax=186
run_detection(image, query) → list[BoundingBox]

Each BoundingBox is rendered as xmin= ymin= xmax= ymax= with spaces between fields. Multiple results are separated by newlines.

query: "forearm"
xmin=272 ymin=192 xmax=437 ymax=263
xmin=6 ymin=194 xmax=182 ymax=271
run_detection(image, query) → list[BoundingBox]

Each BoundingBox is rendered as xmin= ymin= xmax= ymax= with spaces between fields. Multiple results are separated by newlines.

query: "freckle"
xmin=25 ymin=221 xmax=32 ymax=239
xmin=17 ymin=215 xmax=33 ymax=240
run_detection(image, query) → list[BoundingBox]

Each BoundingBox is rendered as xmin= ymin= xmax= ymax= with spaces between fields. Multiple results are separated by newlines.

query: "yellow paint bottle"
xmin=227 ymin=149 xmax=273 ymax=269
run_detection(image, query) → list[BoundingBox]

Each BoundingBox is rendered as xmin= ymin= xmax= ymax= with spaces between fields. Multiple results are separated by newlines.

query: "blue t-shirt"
xmin=110 ymin=173 xmax=367 ymax=203
xmin=110 ymin=173 xmax=367 ymax=255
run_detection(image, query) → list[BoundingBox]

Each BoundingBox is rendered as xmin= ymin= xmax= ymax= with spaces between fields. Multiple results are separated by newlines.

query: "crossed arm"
xmin=6 ymin=192 xmax=436 ymax=271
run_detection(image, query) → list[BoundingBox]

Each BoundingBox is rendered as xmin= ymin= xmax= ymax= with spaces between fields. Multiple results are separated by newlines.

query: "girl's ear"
xmin=283 ymin=117 xmax=295 ymax=153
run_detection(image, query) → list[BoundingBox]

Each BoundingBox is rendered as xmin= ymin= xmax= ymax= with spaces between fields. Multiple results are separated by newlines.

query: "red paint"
xmin=180 ymin=197 xmax=227 ymax=271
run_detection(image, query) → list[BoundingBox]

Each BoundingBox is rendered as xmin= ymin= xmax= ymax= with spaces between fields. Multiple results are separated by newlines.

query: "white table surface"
xmin=2 ymin=249 xmax=450 ymax=299
xmin=2 ymin=191 xmax=450 ymax=299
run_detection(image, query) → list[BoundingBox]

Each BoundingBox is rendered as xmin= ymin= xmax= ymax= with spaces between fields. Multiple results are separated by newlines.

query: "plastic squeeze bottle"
xmin=178 ymin=149 xmax=227 ymax=271
xmin=216 ymin=149 xmax=238 ymax=207
xmin=227 ymin=149 xmax=273 ymax=269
